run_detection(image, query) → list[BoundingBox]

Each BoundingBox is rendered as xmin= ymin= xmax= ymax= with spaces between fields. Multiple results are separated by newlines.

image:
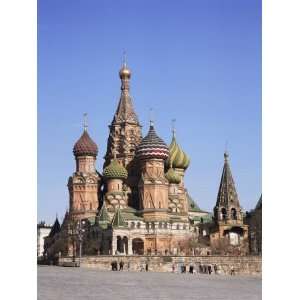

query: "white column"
xmin=112 ymin=235 xmax=117 ymax=255
xmin=128 ymin=238 xmax=133 ymax=255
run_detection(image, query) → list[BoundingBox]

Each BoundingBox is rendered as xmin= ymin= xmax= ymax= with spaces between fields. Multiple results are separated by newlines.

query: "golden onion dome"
xmin=165 ymin=135 xmax=190 ymax=170
xmin=165 ymin=168 xmax=181 ymax=184
xmin=119 ymin=64 xmax=131 ymax=79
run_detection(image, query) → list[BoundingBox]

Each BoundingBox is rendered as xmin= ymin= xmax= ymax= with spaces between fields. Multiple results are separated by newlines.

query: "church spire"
xmin=112 ymin=56 xmax=139 ymax=124
xmin=214 ymin=152 xmax=242 ymax=223
xmin=216 ymin=152 xmax=240 ymax=207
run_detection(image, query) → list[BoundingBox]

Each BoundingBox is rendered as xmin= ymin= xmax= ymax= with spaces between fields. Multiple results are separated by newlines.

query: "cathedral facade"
xmin=44 ymin=62 xmax=253 ymax=260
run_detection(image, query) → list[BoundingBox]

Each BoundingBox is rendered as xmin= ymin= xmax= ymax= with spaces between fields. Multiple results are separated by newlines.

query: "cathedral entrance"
xmin=132 ymin=238 xmax=144 ymax=255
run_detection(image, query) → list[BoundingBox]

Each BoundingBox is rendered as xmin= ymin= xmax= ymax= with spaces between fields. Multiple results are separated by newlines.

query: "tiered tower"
xmin=214 ymin=152 xmax=243 ymax=224
xmin=211 ymin=152 xmax=248 ymax=253
xmin=104 ymin=60 xmax=142 ymax=208
xmin=136 ymin=122 xmax=170 ymax=221
xmin=68 ymin=123 xmax=101 ymax=220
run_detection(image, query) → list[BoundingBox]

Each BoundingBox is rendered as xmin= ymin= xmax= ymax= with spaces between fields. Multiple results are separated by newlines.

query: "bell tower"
xmin=214 ymin=152 xmax=243 ymax=225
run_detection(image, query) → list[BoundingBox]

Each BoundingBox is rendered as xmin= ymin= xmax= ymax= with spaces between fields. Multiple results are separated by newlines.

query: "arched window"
xmin=158 ymin=222 xmax=162 ymax=229
xmin=164 ymin=222 xmax=168 ymax=229
xmin=137 ymin=222 xmax=141 ymax=229
xmin=90 ymin=203 xmax=93 ymax=210
xmin=231 ymin=208 xmax=237 ymax=220
xmin=146 ymin=222 xmax=149 ymax=230
xmin=176 ymin=224 xmax=180 ymax=230
xmin=151 ymin=222 xmax=155 ymax=229
xmin=131 ymin=222 xmax=135 ymax=228
xmin=221 ymin=208 xmax=227 ymax=220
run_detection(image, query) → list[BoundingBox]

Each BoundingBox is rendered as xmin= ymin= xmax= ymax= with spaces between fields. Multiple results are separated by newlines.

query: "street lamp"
xmin=76 ymin=219 xmax=85 ymax=267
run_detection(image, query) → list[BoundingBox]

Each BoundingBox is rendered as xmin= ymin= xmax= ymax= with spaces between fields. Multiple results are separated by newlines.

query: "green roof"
xmin=191 ymin=214 xmax=213 ymax=223
xmin=112 ymin=208 xmax=128 ymax=228
xmin=186 ymin=192 xmax=206 ymax=212
xmin=165 ymin=168 xmax=181 ymax=184
xmin=103 ymin=159 xmax=128 ymax=180
xmin=98 ymin=202 xmax=110 ymax=223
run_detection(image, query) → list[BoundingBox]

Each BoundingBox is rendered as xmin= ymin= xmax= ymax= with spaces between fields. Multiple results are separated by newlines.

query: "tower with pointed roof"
xmin=210 ymin=152 xmax=249 ymax=254
xmin=104 ymin=59 xmax=142 ymax=209
xmin=68 ymin=119 xmax=101 ymax=220
xmin=214 ymin=152 xmax=243 ymax=225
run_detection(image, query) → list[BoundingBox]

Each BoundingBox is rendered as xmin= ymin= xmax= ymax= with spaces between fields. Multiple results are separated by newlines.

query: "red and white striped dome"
xmin=136 ymin=124 xmax=169 ymax=160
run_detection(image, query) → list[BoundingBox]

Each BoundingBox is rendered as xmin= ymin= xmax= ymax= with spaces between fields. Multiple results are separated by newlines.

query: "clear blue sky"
xmin=38 ymin=0 xmax=261 ymax=224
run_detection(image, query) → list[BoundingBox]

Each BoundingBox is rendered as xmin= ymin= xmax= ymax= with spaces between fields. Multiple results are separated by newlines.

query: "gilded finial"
xmin=83 ymin=113 xmax=88 ymax=131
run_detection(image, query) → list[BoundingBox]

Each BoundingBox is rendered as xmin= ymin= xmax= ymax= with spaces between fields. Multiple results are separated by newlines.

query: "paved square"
xmin=38 ymin=266 xmax=261 ymax=300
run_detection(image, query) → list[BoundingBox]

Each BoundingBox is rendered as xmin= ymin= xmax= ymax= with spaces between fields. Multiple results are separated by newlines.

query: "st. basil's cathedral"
xmin=44 ymin=60 xmax=256 ymax=259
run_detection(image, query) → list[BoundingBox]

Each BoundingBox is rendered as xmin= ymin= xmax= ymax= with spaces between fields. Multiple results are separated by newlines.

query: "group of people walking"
xmin=111 ymin=260 xmax=235 ymax=275
xmin=173 ymin=263 xmax=219 ymax=275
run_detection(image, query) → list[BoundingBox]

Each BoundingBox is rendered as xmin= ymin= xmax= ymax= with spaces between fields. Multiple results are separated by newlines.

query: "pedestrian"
xmin=189 ymin=265 xmax=194 ymax=274
xmin=127 ymin=262 xmax=130 ymax=271
xmin=199 ymin=264 xmax=202 ymax=273
xmin=172 ymin=263 xmax=175 ymax=273
xmin=145 ymin=263 xmax=149 ymax=272
xmin=208 ymin=265 xmax=212 ymax=275
xmin=214 ymin=264 xmax=218 ymax=274
xmin=230 ymin=266 xmax=235 ymax=276
xmin=119 ymin=260 xmax=124 ymax=271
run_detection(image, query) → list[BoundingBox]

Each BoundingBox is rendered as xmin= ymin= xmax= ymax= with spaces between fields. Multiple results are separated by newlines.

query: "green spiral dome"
xmin=165 ymin=168 xmax=181 ymax=184
xmin=165 ymin=136 xmax=190 ymax=170
xmin=103 ymin=159 xmax=128 ymax=180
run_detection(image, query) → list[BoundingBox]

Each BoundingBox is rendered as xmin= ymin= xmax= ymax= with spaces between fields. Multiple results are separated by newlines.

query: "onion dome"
xmin=165 ymin=134 xmax=190 ymax=170
xmin=165 ymin=167 xmax=181 ymax=184
xmin=73 ymin=129 xmax=98 ymax=157
xmin=136 ymin=122 xmax=169 ymax=160
xmin=103 ymin=159 xmax=128 ymax=180
xmin=119 ymin=64 xmax=131 ymax=79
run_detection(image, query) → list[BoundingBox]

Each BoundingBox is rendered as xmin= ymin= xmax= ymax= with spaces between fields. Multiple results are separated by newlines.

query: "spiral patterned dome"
xmin=103 ymin=159 xmax=128 ymax=180
xmin=165 ymin=135 xmax=190 ymax=170
xmin=165 ymin=168 xmax=181 ymax=184
xmin=136 ymin=123 xmax=169 ymax=160
xmin=73 ymin=130 xmax=98 ymax=157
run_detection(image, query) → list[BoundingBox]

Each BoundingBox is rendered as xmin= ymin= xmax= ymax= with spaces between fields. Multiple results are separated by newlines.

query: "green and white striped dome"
xmin=103 ymin=159 xmax=128 ymax=180
xmin=165 ymin=135 xmax=190 ymax=170
xmin=165 ymin=168 xmax=181 ymax=184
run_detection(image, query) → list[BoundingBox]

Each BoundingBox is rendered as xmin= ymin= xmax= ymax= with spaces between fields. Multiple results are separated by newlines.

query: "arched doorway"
xmin=123 ymin=236 xmax=128 ymax=254
xmin=132 ymin=238 xmax=144 ymax=255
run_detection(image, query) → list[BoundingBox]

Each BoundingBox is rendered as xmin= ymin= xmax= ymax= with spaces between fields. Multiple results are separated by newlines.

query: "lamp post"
xmin=76 ymin=219 xmax=85 ymax=267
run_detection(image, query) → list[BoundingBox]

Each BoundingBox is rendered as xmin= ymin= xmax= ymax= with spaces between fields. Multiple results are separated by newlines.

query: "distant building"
xmin=37 ymin=221 xmax=52 ymax=257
